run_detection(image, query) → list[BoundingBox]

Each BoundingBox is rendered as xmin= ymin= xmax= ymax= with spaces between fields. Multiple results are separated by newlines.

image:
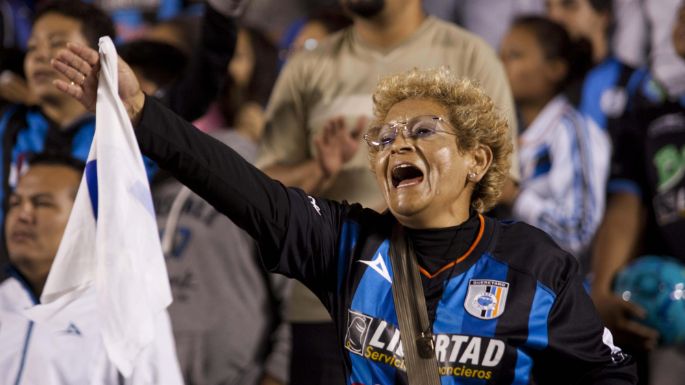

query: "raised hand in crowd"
xmin=314 ymin=115 xmax=365 ymax=178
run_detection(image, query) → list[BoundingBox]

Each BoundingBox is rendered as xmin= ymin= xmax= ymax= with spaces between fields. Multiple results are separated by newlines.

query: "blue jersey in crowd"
xmin=579 ymin=56 xmax=648 ymax=141
xmin=0 ymin=105 xmax=156 ymax=228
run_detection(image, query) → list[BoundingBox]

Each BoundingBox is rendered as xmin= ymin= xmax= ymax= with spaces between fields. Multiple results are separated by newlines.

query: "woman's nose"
xmin=390 ymin=128 xmax=415 ymax=153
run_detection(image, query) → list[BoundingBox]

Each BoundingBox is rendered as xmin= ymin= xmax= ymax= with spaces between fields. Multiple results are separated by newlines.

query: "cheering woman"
xmin=50 ymin=42 xmax=636 ymax=384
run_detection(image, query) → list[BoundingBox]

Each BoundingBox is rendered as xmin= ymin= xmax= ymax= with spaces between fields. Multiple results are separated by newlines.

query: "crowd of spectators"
xmin=0 ymin=0 xmax=684 ymax=384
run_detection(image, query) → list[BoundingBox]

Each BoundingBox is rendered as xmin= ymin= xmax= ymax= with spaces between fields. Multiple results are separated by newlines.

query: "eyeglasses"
xmin=363 ymin=115 xmax=457 ymax=150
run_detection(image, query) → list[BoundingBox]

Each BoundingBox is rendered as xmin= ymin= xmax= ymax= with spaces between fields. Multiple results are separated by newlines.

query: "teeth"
xmin=392 ymin=164 xmax=412 ymax=177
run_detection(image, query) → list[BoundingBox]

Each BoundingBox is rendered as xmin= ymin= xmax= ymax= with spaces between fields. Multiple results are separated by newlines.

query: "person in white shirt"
xmin=0 ymin=153 xmax=181 ymax=385
xmin=500 ymin=16 xmax=610 ymax=261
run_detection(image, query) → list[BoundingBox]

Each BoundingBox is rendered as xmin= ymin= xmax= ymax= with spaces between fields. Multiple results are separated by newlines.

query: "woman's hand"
xmin=51 ymin=42 xmax=146 ymax=125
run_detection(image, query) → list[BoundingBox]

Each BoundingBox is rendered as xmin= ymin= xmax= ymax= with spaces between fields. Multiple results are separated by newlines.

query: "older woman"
xmin=52 ymin=43 xmax=635 ymax=384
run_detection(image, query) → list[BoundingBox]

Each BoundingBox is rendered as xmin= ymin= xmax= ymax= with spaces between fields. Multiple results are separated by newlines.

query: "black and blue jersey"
xmin=275 ymin=203 xmax=634 ymax=385
xmin=135 ymin=96 xmax=637 ymax=384
xmin=608 ymin=70 xmax=685 ymax=262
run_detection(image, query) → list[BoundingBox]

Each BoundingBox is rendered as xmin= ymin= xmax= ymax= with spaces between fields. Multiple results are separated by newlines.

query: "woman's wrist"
xmin=128 ymin=91 xmax=146 ymax=127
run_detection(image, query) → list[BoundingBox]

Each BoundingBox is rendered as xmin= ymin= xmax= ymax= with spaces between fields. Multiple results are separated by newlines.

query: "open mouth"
xmin=391 ymin=163 xmax=424 ymax=188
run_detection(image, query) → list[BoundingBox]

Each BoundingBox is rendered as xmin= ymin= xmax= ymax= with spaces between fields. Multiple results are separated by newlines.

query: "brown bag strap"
xmin=389 ymin=224 xmax=441 ymax=385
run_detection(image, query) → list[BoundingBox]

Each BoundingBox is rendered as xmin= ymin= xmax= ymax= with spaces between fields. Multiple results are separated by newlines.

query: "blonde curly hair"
xmin=370 ymin=67 xmax=512 ymax=212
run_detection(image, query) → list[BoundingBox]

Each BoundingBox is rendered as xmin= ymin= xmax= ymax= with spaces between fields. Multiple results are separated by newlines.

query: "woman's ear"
xmin=470 ymin=144 xmax=493 ymax=182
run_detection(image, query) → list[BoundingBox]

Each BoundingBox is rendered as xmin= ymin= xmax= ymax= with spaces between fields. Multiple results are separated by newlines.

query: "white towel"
xmin=28 ymin=37 xmax=176 ymax=379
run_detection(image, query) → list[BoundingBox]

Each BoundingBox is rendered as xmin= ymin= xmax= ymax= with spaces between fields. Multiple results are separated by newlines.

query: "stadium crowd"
xmin=0 ymin=0 xmax=683 ymax=384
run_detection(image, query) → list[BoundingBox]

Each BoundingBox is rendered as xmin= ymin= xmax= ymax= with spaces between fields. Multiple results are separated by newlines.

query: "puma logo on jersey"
xmin=359 ymin=253 xmax=392 ymax=284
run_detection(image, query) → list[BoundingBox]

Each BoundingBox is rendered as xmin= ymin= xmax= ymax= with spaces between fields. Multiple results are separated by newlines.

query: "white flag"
xmin=28 ymin=37 xmax=178 ymax=380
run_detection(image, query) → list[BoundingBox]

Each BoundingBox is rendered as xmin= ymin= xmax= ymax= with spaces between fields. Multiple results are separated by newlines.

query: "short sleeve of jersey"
xmin=608 ymin=112 xmax=646 ymax=198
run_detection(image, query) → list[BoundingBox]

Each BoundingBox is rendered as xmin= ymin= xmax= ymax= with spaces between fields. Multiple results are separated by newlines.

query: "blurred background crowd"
xmin=0 ymin=0 xmax=684 ymax=384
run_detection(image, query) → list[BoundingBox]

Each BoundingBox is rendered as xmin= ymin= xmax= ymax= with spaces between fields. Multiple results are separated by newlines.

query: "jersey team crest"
xmin=464 ymin=279 xmax=509 ymax=319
